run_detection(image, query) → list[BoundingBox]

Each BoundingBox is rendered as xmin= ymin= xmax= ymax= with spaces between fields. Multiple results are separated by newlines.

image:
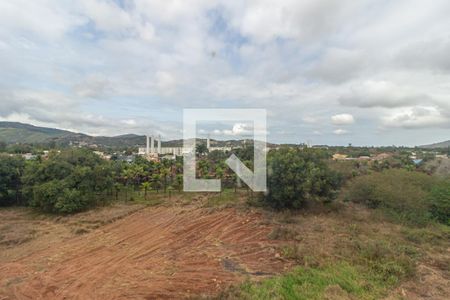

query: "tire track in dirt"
xmin=0 ymin=207 xmax=290 ymax=299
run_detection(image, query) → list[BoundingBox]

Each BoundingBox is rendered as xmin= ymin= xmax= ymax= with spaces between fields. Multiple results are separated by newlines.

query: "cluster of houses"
xmin=332 ymin=153 xmax=393 ymax=162
xmin=332 ymin=150 xmax=448 ymax=166
xmin=19 ymin=150 xmax=53 ymax=161
xmin=93 ymin=151 xmax=112 ymax=160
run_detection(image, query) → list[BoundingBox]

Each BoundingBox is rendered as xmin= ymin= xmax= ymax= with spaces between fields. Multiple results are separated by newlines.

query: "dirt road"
xmin=0 ymin=206 xmax=289 ymax=299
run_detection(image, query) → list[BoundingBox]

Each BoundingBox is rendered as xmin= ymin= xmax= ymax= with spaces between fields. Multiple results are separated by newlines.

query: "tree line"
xmin=3 ymin=145 xmax=445 ymax=223
xmin=0 ymin=146 xmax=343 ymax=213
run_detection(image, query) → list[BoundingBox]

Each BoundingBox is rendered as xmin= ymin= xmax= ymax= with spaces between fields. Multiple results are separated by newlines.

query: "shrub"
xmin=428 ymin=180 xmax=450 ymax=225
xmin=55 ymin=188 xmax=88 ymax=213
xmin=0 ymin=155 xmax=24 ymax=206
xmin=327 ymin=160 xmax=367 ymax=182
xmin=265 ymin=148 xmax=342 ymax=209
xmin=24 ymin=149 xmax=113 ymax=213
xmin=345 ymin=169 xmax=439 ymax=225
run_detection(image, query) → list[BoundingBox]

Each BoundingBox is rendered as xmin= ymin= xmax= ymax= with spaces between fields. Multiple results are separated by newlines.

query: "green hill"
xmin=0 ymin=122 xmax=140 ymax=147
xmin=0 ymin=122 xmax=75 ymax=144
xmin=0 ymin=121 xmax=273 ymax=149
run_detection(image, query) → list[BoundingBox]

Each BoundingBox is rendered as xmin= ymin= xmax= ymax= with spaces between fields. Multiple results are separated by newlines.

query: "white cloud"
xmin=223 ymin=123 xmax=253 ymax=136
xmin=79 ymin=0 xmax=133 ymax=33
xmin=331 ymin=114 xmax=355 ymax=125
xmin=338 ymin=80 xmax=431 ymax=108
xmin=0 ymin=0 xmax=84 ymax=40
xmin=308 ymin=48 xmax=366 ymax=83
xmin=225 ymin=0 xmax=360 ymax=43
xmin=1 ymin=0 xmax=450 ymax=145
xmin=155 ymin=71 xmax=177 ymax=94
xmin=333 ymin=129 xmax=349 ymax=135
xmin=302 ymin=116 xmax=319 ymax=124
xmin=382 ymin=106 xmax=449 ymax=129
xmin=121 ymin=119 xmax=137 ymax=126
xmin=73 ymin=74 xmax=111 ymax=98
xmin=138 ymin=22 xmax=156 ymax=41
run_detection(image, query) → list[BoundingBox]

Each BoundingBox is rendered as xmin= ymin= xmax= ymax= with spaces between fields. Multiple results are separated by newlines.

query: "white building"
xmin=137 ymin=135 xmax=245 ymax=157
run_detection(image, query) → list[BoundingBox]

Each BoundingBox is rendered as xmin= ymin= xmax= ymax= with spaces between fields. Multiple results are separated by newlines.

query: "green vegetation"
xmin=1 ymin=140 xmax=449 ymax=298
xmin=428 ymin=181 xmax=450 ymax=225
xmin=344 ymin=169 xmax=449 ymax=225
xmin=21 ymin=149 xmax=114 ymax=213
xmin=215 ymin=152 xmax=449 ymax=300
xmin=0 ymin=144 xmax=246 ymax=213
xmin=265 ymin=148 xmax=341 ymax=209
xmin=218 ymin=227 xmax=425 ymax=300
xmin=196 ymin=143 xmax=209 ymax=156
xmin=219 ymin=262 xmax=399 ymax=300
xmin=222 ymin=263 xmax=378 ymax=300
xmin=0 ymin=122 xmax=70 ymax=144
xmin=0 ymin=155 xmax=25 ymax=206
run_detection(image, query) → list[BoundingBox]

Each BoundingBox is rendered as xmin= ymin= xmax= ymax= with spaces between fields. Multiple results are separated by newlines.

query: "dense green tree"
xmin=22 ymin=149 xmax=114 ymax=213
xmin=120 ymin=168 xmax=134 ymax=200
xmin=113 ymin=182 xmax=121 ymax=200
xmin=230 ymin=145 xmax=254 ymax=163
xmin=198 ymin=159 xmax=210 ymax=178
xmin=196 ymin=143 xmax=208 ymax=156
xmin=265 ymin=148 xmax=341 ymax=209
xmin=151 ymin=173 xmax=162 ymax=193
xmin=5 ymin=144 xmax=32 ymax=154
xmin=174 ymin=174 xmax=183 ymax=192
xmin=0 ymin=155 xmax=25 ymax=206
xmin=35 ymin=185 xmax=86 ymax=213
xmin=32 ymin=180 xmax=67 ymax=212
xmin=159 ymin=168 xmax=170 ymax=193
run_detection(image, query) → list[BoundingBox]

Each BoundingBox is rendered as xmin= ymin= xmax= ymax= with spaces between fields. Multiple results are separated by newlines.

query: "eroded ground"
xmin=0 ymin=201 xmax=448 ymax=299
xmin=0 ymin=205 xmax=291 ymax=299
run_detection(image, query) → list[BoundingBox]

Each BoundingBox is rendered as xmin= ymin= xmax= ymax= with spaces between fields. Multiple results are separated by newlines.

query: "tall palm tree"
xmin=160 ymin=168 xmax=170 ymax=193
xmin=171 ymin=174 xmax=183 ymax=193
xmin=120 ymin=168 xmax=134 ymax=201
xmin=151 ymin=174 xmax=162 ymax=193
xmin=141 ymin=182 xmax=151 ymax=200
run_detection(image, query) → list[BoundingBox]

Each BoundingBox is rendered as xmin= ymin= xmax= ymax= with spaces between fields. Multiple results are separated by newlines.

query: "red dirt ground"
xmin=0 ymin=206 xmax=290 ymax=299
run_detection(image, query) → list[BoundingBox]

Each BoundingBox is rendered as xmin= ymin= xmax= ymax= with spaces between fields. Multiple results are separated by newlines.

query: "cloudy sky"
xmin=1 ymin=0 xmax=449 ymax=146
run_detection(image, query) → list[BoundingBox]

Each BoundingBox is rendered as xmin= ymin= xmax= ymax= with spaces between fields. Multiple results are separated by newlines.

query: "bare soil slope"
xmin=0 ymin=206 xmax=289 ymax=299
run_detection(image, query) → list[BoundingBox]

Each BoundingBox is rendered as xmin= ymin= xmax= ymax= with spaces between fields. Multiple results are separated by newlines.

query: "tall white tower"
xmin=207 ymin=134 xmax=210 ymax=150
xmin=146 ymin=135 xmax=150 ymax=154
xmin=157 ymin=135 xmax=161 ymax=154
xmin=150 ymin=136 xmax=154 ymax=153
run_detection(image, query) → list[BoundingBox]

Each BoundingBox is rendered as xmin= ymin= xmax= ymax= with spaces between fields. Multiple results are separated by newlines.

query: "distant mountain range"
xmin=0 ymin=122 xmax=79 ymax=144
xmin=3 ymin=121 xmax=447 ymax=149
xmin=420 ymin=140 xmax=450 ymax=149
xmin=0 ymin=122 xmax=265 ymax=148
